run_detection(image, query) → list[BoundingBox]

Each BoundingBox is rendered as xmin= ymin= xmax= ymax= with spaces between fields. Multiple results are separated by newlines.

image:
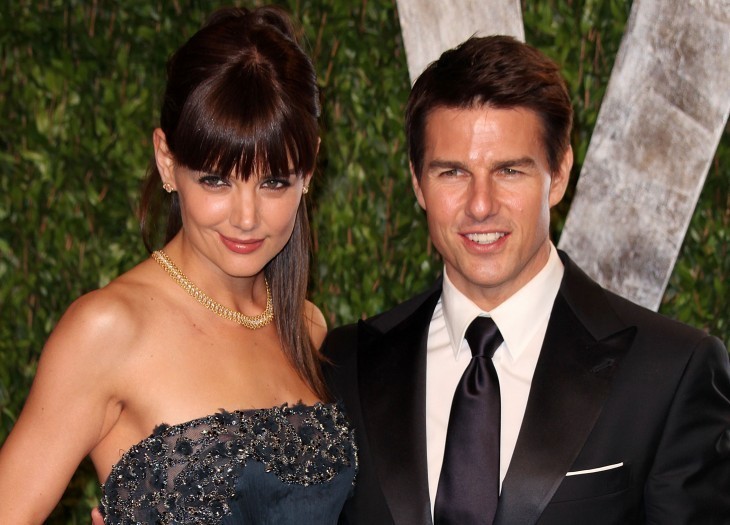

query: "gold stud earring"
xmin=302 ymin=185 xmax=309 ymax=195
xmin=163 ymin=182 xmax=174 ymax=193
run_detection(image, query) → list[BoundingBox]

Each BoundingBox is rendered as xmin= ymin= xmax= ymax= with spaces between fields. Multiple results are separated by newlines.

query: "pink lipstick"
xmin=220 ymin=234 xmax=264 ymax=254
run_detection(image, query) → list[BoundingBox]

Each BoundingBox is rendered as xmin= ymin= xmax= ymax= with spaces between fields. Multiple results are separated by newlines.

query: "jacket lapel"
xmin=357 ymin=284 xmax=441 ymax=525
xmin=496 ymin=253 xmax=637 ymax=525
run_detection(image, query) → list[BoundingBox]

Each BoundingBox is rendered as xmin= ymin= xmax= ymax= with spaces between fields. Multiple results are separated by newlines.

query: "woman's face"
xmin=155 ymin=130 xmax=310 ymax=280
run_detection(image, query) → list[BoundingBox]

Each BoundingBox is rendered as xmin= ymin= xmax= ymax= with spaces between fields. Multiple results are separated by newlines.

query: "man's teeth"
xmin=466 ymin=232 xmax=505 ymax=244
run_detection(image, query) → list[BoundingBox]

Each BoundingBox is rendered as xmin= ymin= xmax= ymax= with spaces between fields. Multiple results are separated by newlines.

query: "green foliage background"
xmin=0 ymin=0 xmax=727 ymax=522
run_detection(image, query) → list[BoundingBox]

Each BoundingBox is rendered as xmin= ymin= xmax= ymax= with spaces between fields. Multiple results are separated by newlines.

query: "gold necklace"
xmin=152 ymin=250 xmax=274 ymax=330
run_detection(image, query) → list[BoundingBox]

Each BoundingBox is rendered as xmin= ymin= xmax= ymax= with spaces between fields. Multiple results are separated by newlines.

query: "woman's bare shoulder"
xmin=46 ymin=258 xmax=160 ymax=363
xmin=0 ymin=258 xmax=164 ymax=517
xmin=304 ymin=300 xmax=328 ymax=349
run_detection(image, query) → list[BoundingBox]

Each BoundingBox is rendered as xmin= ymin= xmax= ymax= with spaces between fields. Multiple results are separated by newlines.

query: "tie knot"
xmin=465 ymin=316 xmax=503 ymax=358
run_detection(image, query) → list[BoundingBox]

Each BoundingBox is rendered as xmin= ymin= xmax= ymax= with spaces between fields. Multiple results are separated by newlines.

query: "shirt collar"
xmin=442 ymin=244 xmax=564 ymax=361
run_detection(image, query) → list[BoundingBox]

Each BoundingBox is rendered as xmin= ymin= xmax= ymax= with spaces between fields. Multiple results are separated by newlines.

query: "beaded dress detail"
xmin=99 ymin=403 xmax=356 ymax=524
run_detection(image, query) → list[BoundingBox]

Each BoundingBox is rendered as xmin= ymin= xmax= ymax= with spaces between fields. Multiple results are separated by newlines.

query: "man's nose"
xmin=466 ymin=175 xmax=498 ymax=220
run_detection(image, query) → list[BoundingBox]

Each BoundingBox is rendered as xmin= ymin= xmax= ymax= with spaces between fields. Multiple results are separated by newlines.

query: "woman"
xmin=0 ymin=6 xmax=356 ymax=524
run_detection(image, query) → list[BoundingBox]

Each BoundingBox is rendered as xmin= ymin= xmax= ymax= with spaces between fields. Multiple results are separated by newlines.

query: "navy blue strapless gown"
xmin=99 ymin=403 xmax=356 ymax=524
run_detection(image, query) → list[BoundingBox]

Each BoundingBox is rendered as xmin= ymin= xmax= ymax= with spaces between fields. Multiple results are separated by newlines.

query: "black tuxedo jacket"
xmin=324 ymin=251 xmax=730 ymax=524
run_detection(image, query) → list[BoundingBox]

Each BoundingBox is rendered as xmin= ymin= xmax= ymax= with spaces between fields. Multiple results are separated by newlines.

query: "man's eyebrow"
xmin=426 ymin=157 xmax=538 ymax=172
xmin=426 ymin=159 xmax=469 ymax=171
xmin=492 ymin=157 xmax=537 ymax=171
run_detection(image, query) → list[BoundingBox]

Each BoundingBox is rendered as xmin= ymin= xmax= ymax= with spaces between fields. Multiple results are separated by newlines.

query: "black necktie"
xmin=434 ymin=316 xmax=503 ymax=525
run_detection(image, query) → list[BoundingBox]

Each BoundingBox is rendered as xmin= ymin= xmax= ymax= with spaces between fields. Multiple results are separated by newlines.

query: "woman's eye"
xmin=198 ymin=175 xmax=229 ymax=188
xmin=260 ymin=177 xmax=292 ymax=190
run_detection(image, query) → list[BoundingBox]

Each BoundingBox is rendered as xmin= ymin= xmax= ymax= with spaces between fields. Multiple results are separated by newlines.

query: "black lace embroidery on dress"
xmin=100 ymin=403 xmax=356 ymax=525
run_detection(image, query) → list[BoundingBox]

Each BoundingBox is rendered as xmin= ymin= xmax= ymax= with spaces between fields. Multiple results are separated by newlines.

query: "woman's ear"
xmin=302 ymin=138 xmax=320 ymax=194
xmin=153 ymin=128 xmax=176 ymax=189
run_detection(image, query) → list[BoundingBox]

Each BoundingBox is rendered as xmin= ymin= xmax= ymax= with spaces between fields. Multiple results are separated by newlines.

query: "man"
xmin=324 ymin=36 xmax=730 ymax=524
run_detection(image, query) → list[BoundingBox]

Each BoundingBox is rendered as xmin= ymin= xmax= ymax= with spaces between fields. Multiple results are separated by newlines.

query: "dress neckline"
xmin=102 ymin=401 xmax=343 ymax=484
xmin=149 ymin=400 xmax=335 ymax=436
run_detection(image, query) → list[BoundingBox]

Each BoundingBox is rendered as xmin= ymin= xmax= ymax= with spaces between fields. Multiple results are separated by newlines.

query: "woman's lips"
xmin=220 ymin=234 xmax=264 ymax=254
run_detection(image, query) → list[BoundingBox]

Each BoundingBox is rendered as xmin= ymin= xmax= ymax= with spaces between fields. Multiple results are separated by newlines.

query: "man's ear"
xmin=549 ymin=145 xmax=573 ymax=208
xmin=411 ymin=162 xmax=427 ymax=211
xmin=153 ymin=128 xmax=175 ymax=187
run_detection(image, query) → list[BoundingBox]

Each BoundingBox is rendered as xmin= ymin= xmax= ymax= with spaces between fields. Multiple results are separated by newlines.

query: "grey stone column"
xmin=395 ymin=0 xmax=524 ymax=82
xmin=557 ymin=0 xmax=730 ymax=310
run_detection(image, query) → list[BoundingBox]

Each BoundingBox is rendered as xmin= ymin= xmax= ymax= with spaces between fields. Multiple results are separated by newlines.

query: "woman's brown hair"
xmin=138 ymin=6 xmax=327 ymax=398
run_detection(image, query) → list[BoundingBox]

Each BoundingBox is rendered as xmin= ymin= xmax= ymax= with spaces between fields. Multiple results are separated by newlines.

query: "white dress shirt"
xmin=425 ymin=244 xmax=564 ymax=516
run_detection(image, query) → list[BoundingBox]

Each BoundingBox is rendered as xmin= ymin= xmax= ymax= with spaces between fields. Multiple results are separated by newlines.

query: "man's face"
xmin=412 ymin=106 xmax=571 ymax=310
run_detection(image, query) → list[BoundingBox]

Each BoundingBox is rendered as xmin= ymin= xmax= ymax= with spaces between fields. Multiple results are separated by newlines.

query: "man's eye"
xmin=440 ymin=169 xmax=460 ymax=177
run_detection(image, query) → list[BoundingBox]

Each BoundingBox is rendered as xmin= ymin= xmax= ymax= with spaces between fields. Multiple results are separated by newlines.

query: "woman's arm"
xmin=305 ymin=299 xmax=328 ymax=349
xmin=0 ymin=290 xmax=132 ymax=524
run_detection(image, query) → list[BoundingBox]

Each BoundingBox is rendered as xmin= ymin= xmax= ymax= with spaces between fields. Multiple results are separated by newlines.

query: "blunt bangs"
xmin=171 ymin=61 xmax=317 ymax=182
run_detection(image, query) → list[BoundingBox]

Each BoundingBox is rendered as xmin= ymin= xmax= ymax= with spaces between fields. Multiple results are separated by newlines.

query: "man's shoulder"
xmin=602 ymin=287 xmax=725 ymax=355
xmin=330 ymin=279 xmax=441 ymax=336
xmin=367 ymin=280 xmax=442 ymax=332
xmin=324 ymin=279 xmax=441 ymax=360
xmin=560 ymin=250 xmax=726 ymax=356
